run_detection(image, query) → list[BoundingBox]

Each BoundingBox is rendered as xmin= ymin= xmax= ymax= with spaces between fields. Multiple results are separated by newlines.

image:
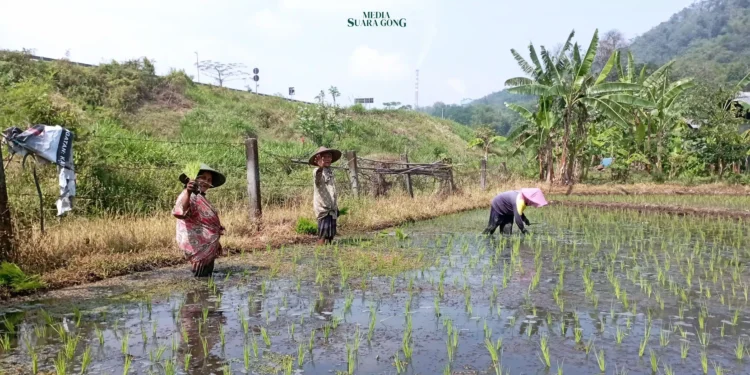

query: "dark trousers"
xmin=318 ymin=214 xmax=337 ymax=242
xmin=482 ymin=209 xmax=514 ymax=235
xmin=192 ymin=259 xmax=215 ymax=278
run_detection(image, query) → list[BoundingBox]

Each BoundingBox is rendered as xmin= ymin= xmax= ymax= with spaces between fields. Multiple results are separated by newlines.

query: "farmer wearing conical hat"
xmin=482 ymin=188 xmax=548 ymax=235
xmin=309 ymin=147 xmax=341 ymax=245
xmin=173 ymin=164 xmax=226 ymax=277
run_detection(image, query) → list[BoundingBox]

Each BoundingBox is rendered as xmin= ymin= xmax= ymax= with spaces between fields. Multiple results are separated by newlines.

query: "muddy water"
xmin=1 ymin=208 xmax=750 ymax=375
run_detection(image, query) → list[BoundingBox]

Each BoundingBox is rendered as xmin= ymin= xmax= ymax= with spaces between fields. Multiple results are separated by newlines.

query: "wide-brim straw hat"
xmin=178 ymin=163 xmax=226 ymax=188
xmin=308 ymin=146 xmax=342 ymax=166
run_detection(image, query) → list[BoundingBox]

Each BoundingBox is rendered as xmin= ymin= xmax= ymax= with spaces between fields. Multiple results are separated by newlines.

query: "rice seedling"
xmin=121 ymin=331 xmax=129 ymax=354
xmin=574 ymin=327 xmax=583 ymax=344
xmin=585 ymin=335 xmax=595 ymax=355
xmin=485 ymin=338 xmax=502 ymax=375
xmin=298 ymin=342 xmax=306 ymax=368
xmin=700 ymin=351 xmax=708 ymax=374
xmin=680 ymin=341 xmax=689 ymax=359
xmin=184 ymin=353 xmax=192 ymax=371
xmin=201 ymin=335 xmax=208 ymax=357
xmin=596 ymin=348 xmax=606 ymax=373
xmin=393 ymin=352 xmax=406 ymax=374
xmin=660 ymin=330 xmax=670 ymax=347
xmin=0 ymin=333 xmax=9 ymax=351
xmin=81 ymin=346 xmax=91 ymax=375
xmin=53 ymin=352 xmax=67 ymax=375
xmin=538 ymin=334 xmax=551 ymax=368
xmin=649 ymin=349 xmax=659 ymax=373
xmin=615 ymin=325 xmax=625 ymax=345
xmin=120 ymin=353 xmax=133 ymax=375
xmin=663 ymin=363 xmax=674 ymax=375
xmin=255 ymin=326 xmax=269 ymax=348
xmin=736 ymin=337 xmax=746 ymax=360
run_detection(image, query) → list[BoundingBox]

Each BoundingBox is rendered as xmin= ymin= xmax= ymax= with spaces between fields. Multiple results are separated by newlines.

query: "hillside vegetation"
xmin=629 ymin=0 xmax=750 ymax=85
xmin=0 ymin=51 xmax=481 ymax=225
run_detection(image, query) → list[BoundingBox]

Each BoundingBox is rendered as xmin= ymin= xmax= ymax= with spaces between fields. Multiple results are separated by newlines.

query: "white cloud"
xmin=348 ymin=46 xmax=408 ymax=80
xmin=251 ymin=9 xmax=300 ymax=37
xmin=446 ymin=78 xmax=466 ymax=96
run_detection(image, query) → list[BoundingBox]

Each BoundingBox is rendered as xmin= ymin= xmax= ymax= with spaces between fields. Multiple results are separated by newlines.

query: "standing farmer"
xmin=482 ymin=188 xmax=548 ymax=235
xmin=309 ymin=147 xmax=341 ymax=245
xmin=173 ymin=164 xmax=226 ymax=277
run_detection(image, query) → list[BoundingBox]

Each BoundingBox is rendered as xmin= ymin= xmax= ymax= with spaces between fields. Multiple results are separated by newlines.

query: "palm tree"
xmin=315 ymin=90 xmax=326 ymax=105
xmin=328 ymin=86 xmax=341 ymax=106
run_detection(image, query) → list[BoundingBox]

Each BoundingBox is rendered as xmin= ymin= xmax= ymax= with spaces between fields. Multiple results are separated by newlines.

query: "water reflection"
xmin=177 ymin=288 xmax=226 ymax=374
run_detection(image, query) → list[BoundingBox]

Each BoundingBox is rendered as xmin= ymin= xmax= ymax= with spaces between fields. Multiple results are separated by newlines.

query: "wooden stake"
xmin=245 ymin=138 xmax=262 ymax=227
xmin=0 ymin=145 xmax=14 ymax=262
xmin=345 ymin=151 xmax=360 ymax=197
xmin=480 ymin=157 xmax=487 ymax=190
xmin=402 ymin=153 xmax=413 ymax=198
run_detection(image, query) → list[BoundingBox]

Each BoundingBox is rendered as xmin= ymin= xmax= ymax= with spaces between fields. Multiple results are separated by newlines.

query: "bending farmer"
xmin=309 ymin=147 xmax=341 ymax=245
xmin=173 ymin=164 xmax=226 ymax=277
xmin=483 ymin=188 xmax=548 ymax=235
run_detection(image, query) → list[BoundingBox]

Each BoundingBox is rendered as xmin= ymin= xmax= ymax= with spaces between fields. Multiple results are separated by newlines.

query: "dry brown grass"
xmin=11 ymin=183 xmax=512 ymax=293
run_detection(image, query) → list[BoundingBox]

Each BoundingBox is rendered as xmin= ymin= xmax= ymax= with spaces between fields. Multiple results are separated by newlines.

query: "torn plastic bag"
xmin=3 ymin=125 xmax=76 ymax=216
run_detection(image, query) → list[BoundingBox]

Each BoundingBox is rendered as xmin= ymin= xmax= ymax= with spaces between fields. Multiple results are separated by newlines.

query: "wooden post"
xmin=245 ymin=138 xmax=262 ymax=226
xmin=345 ymin=151 xmax=360 ymax=197
xmin=446 ymin=159 xmax=455 ymax=194
xmin=480 ymin=157 xmax=487 ymax=190
xmin=0 ymin=145 xmax=14 ymax=262
xmin=401 ymin=153 xmax=413 ymax=198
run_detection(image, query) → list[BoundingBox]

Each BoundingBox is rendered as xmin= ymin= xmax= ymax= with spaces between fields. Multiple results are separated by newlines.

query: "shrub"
xmin=295 ymin=218 xmax=318 ymax=235
xmin=350 ymin=103 xmax=366 ymax=114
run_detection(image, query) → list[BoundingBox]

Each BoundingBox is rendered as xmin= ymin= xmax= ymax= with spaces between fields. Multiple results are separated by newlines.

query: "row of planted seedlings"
xmin=553 ymin=193 xmax=750 ymax=211
xmin=1 ymin=203 xmax=749 ymax=374
xmin=513 ymin=205 xmax=750 ymax=375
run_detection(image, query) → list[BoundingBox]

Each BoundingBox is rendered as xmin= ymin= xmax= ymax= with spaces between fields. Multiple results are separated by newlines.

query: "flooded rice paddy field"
xmin=554 ymin=194 xmax=750 ymax=211
xmin=1 ymin=205 xmax=750 ymax=375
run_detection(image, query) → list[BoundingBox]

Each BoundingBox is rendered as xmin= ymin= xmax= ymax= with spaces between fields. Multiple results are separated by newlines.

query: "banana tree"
xmin=506 ymin=97 xmax=558 ymax=182
xmin=506 ymin=29 xmax=647 ymax=184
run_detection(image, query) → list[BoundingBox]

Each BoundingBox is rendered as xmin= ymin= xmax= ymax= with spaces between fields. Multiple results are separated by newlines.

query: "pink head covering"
xmin=519 ymin=188 xmax=548 ymax=207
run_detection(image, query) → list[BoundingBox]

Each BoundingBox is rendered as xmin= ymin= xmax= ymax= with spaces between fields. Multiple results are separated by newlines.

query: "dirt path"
xmin=553 ymin=200 xmax=750 ymax=220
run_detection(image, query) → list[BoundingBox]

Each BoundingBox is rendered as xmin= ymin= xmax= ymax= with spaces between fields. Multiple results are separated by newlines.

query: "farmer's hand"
xmin=186 ymin=180 xmax=198 ymax=193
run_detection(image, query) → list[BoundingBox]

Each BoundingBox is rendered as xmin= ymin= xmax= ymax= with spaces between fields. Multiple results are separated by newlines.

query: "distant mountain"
xmin=628 ymin=0 xmax=750 ymax=85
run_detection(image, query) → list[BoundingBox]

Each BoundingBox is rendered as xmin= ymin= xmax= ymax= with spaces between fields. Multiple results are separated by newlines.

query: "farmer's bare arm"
xmin=173 ymin=182 xmax=195 ymax=219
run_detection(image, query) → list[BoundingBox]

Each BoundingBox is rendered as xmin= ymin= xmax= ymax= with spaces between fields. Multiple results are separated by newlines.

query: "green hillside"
xmin=420 ymin=89 xmax=535 ymax=136
xmin=629 ymin=0 xmax=750 ymax=85
xmin=0 ymin=51 xmax=480 ymax=223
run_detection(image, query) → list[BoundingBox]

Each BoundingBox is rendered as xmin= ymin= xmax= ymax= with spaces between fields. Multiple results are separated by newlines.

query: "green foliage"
xmin=0 ymin=262 xmax=45 ymax=292
xmin=350 ymin=103 xmax=366 ymax=114
xmin=295 ymin=218 xmax=318 ymax=235
xmin=629 ymin=0 xmax=750 ymax=86
xmin=296 ymin=103 xmax=348 ymax=147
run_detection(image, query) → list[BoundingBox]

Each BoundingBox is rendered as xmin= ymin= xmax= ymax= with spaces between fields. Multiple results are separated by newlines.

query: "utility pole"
xmin=414 ymin=69 xmax=419 ymax=110
xmin=194 ymin=52 xmax=200 ymax=83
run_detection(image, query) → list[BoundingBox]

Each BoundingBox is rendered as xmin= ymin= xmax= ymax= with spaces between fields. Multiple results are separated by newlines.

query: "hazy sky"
xmin=1 ymin=0 xmax=696 ymax=107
